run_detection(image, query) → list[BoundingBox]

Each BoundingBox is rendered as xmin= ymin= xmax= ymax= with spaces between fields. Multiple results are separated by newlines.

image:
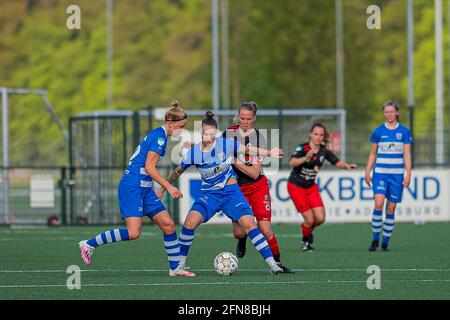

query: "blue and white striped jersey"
xmin=122 ymin=126 xmax=168 ymax=188
xmin=180 ymin=137 xmax=240 ymax=190
xmin=370 ymin=123 xmax=412 ymax=175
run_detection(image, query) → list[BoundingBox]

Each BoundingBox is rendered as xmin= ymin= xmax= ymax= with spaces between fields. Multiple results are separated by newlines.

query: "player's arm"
xmin=289 ymin=149 xmax=315 ymax=168
xmin=335 ymin=161 xmax=358 ymax=170
xmin=156 ymin=165 xmax=187 ymax=199
xmin=233 ymin=159 xmax=262 ymax=180
xmin=145 ymin=151 xmax=183 ymax=199
xmin=237 ymin=144 xmax=284 ymax=158
xmin=365 ymin=143 xmax=378 ymax=187
xmin=403 ymin=144 xmax=412 ymax=187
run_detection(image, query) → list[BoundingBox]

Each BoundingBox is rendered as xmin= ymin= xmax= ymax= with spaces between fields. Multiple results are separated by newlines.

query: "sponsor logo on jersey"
xmin=157 ymin=137 xmax=165 ymax=146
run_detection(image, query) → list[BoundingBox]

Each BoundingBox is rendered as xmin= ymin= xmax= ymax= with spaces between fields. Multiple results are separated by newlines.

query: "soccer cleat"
xmin=169 ymin=267 xmax=196 ymax=277
xmin=302 ymin=241 xmax=314 ymax=252
xmin=277 ymin=262 xmax=295 ymax=274
xmin=79 ymin=240 xmax=94 ymax=265
xmin=236 ymin=236 xmax=247 ymax=258
xmin=368 ymin=240 xmax=379 ymax=252
xmin=269 ymin=262 xmax=283 ymax=275
xmin=381 ymin=243 xmax=389 ymax=252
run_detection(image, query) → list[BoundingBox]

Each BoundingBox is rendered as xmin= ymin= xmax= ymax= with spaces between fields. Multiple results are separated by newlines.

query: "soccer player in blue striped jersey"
xmin=157 ymin=111 xmax=285 ymax=275
xmin=365 ymin=100 xmax=412 ymax=251
xmin=78 ymin=101 xmax=195 ymax=277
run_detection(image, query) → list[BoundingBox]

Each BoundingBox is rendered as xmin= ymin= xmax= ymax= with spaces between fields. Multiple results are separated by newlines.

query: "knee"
xmin=233 ymin=228 xmax=247 ymax=239
xmin=314 ymin=217 xmax=325 ymax=226
xmin=374 ymin=205 xmax=383 ymax=211
xmin=303 ymin=216 xmax=314 ymax=227
xmin=128 ymin=229 xmax=141 ymax=240
xmin=161 ymin=221 xmax=176 ymax=234
xmin=386 ymin=204 xmax=396 ymax=214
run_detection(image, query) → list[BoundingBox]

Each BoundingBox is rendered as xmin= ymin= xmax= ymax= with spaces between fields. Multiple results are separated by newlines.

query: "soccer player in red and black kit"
xmin=288 ymin=122 xmax=358 ymax=251
xmin=223 ymin=102 xmax=294 ymax=273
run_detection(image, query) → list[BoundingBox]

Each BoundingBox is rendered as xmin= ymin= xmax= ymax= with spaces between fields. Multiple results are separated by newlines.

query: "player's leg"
xmin=300 ymin=210 xmax=315 ymax=251
xmin=142 ymin=188 xmax=192 ymax=275
xmin=308 ymin=184 xmax=325 ymax=245
xmin=368 ymin=194 xmax=385 ymax=251
xmin=237 ymin=216 xmax=282 ymax=274
xmin=287 ymin=182 xmax=314 ymax=251
xmin=233 ymin=221 xmax=248 ymax=258
xmin=178 ymin=210 xmax=204 ymax=270
xmin=257 ymin=220 xmax=294 ymax=274
xmin=381 ymin=201 xmax=397 ymax=251
xmin=178 ymin=192 xmax=218 ymax=270
xmin=310 ymin=206 xmax=326 ymax=245
xmin=222 ymin=184 xmax=282 ymax=274
xmin=78 ymin=182 xmax=139 ymax=265
xmin=369 ymin=174 xmax=387 ymax=251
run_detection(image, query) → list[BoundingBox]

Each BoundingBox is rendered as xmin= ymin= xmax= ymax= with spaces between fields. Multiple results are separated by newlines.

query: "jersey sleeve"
xmin=325 ymin=149 xmax=340 ymax=165
xmin=404 ymin=128 xmax=413 ymax=144
xmin=369 ymin=128 xmax=380 ymax=144
xmin=290 ymin=144 xmax=307 ymax=159
xmin=180 ymin=148 xmax=193 ymax=171
xmin=147 ymin=131 xmax=167 ymax=156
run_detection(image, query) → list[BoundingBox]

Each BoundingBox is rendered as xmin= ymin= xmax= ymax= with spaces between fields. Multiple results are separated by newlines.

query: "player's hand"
xmin=365 ymin=172 xmax=372 ymax=187
xmin=269 ymin=148 xmax=284 ymax=158
xmin=305 ymin=150 xmax=315 ymax=163
xmin=156 ymin=188 xmax=165 ymax=199
xmin=346 ymin=163 xmax=358 ymax=170
xmin=403 ymin=173 xmax=411 ymax=188
xmin=167 ymin=185 xmax=183 ymax=199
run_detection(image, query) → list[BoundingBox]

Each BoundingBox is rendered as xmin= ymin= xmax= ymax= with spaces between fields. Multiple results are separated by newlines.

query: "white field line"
xmin=0 ymin=268 xmax=449 ymax=273
xmin=1 ymin=279 xmax=450 ymax=289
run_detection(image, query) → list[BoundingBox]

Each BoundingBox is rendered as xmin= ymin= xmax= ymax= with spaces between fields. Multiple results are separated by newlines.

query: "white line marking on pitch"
xmin=0 ymin=279 xmax=450 ymax=289
xmin=0 ymin=268 xmax=449 ymax=273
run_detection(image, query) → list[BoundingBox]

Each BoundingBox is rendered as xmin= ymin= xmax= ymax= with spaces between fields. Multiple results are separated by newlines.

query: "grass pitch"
xmin=0 ymin=222 xmax=449 ymax=300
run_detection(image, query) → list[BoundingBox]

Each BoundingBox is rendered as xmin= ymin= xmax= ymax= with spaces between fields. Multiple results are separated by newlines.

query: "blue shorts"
xmin=372 ymin=173 xmax=404 ymax=203
xmin=190 ymin=184 xmax=254 ymax=223
xmin=118 ymin=179 xmax=166 ymax=219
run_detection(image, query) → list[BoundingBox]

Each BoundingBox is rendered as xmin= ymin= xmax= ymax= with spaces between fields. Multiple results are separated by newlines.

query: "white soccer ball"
xmin=213 ymin=251 xmax=239 ymax=276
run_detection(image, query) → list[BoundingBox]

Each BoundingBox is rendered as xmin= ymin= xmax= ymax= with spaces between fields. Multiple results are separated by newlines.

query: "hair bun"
xmin=205 ymin=111 xmax=214 ymax=119
xmin=170 ymin=100 xmax=180 ymax=108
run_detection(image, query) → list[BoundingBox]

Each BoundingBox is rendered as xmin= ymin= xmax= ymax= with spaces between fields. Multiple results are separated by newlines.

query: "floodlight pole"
xmin=407 ymin=0 xmax=415 ymax=166
xmin=435 ymin=0 xmax=444 ymax=164
xmin=106 ymin=0 xmax=114 ymax=108
xmin=335 ymin=0 xmax=345 ymax=109
xmin=212 ymin=0 xmax=220 ymax=115
xmin=1 ymin=87 xmax=10 ymax=224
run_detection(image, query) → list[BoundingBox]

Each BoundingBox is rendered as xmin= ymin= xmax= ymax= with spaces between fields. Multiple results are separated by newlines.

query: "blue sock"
xmin=163 ymin=232 xmax=180 ymax=271
xmin=179 ymin=226 xmax=195 ymax=261
xmin=86 ymin=229 xmax=129 ymax=248
xmin=371 ymin=210 xmax=382 ymax=241
xmin=382 ymin=213 xmax=395 ymax=245
xmin=248 ymin=228 xmax=274 ymax=262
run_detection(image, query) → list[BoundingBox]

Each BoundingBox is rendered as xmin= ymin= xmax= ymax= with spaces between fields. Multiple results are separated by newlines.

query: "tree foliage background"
xmin=0 ymin=0 xmax=448 ymax=166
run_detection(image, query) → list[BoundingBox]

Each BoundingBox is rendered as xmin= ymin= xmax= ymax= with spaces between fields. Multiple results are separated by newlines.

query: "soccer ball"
xmin=213 ymin=251 xmax=238 ymax=276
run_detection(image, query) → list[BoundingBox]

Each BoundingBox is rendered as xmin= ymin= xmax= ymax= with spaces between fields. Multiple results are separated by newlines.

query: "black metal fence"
xmin=0 ymin=166 xmax=178 ymax=226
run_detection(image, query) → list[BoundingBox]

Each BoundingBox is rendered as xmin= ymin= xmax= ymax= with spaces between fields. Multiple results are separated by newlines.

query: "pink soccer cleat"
xmin=169 ymin=267 xmax=196 ymax=277
xmin=78 ymin=240 xmax=94 ymax=265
